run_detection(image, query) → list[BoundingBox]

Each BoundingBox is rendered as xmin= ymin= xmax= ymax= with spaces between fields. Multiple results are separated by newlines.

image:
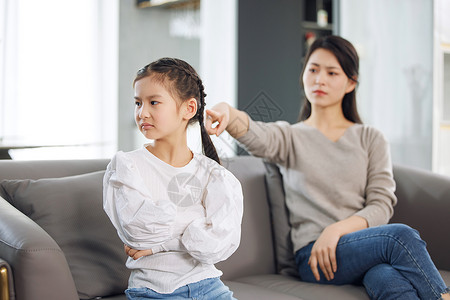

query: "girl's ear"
xmin=182 ymin=98 xmax=198 ymax=120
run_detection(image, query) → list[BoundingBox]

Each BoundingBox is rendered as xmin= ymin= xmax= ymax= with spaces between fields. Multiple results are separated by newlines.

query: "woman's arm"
xmin=354 ymin=127 xmax=397 ymax=226
xmin=205 ymin=102 xmax=294 ymax=165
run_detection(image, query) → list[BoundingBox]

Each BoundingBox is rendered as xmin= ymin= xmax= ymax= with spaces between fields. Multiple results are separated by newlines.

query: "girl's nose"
xmin=138 ymin=104 xmax=150 ymax=119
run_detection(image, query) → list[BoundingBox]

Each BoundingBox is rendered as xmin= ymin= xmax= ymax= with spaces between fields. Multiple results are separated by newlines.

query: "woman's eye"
xmin=151 ymin=101 xmax=159 ymax=105
xmin=309 ymin=68 xmax=317 ymax=73
xmin=329 ymin=72 xmax=337 ymax=76
xmin=135 ymin=101 xmax=141 ymax=107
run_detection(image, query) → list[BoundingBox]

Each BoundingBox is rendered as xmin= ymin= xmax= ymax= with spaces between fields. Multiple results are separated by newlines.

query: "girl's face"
xmin=302 ymin=48 xmax=356 ymax=110
xmin=134 ymin=75 xmax=188 ymax=141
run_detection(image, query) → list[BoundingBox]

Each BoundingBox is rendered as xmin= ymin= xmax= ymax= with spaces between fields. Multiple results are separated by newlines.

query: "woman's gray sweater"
xmin=237 ymin=117 xmax=397 ymax=252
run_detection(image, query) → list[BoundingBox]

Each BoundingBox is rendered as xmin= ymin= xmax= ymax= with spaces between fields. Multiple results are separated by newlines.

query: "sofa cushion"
xmin=263 ymin=162 xmax=298 ymax=277
xmin=225 ymin=280 xmax=303 ymax=299
xmin=440 ymin=269 xmax=450 ymax=285
xmin=236 ymin=274 xmax=370 ymax=300
xmin=0 ymin=171 xmax=129 ymax=299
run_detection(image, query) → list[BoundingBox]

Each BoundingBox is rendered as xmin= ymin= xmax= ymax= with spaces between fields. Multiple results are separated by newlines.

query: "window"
xmin=0 ymin=0 xmax=118 ymax=159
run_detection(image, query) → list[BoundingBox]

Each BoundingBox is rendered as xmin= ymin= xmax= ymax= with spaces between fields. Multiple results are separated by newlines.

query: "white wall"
xmin=198 ymin=0 xmax=237 ymax=157
xmin=340 ymin=0 xmax=433 ymax=170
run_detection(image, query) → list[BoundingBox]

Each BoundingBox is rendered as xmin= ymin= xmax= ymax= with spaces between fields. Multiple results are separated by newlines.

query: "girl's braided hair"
xmin=134 ymin=57 xmax=220 ymax=164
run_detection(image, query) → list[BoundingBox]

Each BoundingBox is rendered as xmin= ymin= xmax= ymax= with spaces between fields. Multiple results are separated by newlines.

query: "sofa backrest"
xmin=217 ymin=156 xmax=277 ymax=279
xmin=2 ymin=157 xmax=448 ymax=283
xmin=0 ymin=158 xmax=128 ymax=299
xmin=0 ymin=159 xmax=109 ymax=180
xmin=0 ymin=156 xmax=277 ymax=283
xmin=392 ymin=164 xmax=450 ymax=270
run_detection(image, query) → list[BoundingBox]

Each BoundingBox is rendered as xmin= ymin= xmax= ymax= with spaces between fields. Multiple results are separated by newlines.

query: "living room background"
xmin=1 ymin=0 xmax=449 ymax=176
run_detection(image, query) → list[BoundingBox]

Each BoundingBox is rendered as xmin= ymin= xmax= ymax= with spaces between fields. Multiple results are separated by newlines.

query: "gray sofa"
xmin=0 ymin=156 xmax=449 ymax=300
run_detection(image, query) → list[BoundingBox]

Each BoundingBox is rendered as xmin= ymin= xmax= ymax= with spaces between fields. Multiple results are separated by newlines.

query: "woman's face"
xmin=134 ymin=75 xmax=186 ymax=141
xmin=302 ymin=48 xmax=356 ymax=110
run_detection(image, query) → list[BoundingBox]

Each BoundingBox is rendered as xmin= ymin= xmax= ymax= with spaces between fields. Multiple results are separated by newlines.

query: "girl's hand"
xmin=308 ymin=225 xmax=340 ymax=281
xmin=124 ymin=244 xmax=153 ymax=260
xmin=204 ymin=103 xmax=230 ymax=136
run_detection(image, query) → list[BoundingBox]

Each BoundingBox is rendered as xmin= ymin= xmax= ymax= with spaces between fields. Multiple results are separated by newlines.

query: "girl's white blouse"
xmin=102 ymin=147 xmax=243 ymax=293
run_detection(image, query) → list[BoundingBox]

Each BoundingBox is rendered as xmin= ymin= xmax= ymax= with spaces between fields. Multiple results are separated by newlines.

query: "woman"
xmin=205 ymin=36 xmax=449 ymax=300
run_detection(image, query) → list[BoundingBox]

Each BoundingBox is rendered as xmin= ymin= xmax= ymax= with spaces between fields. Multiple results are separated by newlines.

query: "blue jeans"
xmin=295 ymin=224 xmax=450 ymax=300
xmin=125 ymin=277 xmax=235 ymax=300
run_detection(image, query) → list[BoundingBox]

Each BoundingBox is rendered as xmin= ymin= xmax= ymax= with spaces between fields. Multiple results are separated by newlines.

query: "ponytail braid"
xmin=195 ymin=78 xmax=220 ymax=164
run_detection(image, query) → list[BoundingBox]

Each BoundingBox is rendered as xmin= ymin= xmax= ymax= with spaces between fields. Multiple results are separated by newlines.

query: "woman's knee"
xmin=386 ymin=224 xmax=423 ymax=244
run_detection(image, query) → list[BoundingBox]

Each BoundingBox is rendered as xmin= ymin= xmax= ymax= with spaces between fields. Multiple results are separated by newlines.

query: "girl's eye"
xmin=135 ymin=101 xmax=141 ymax=107
xmin=329 ymin=72 xmax=337 ymax=76
xmin=309 ymin=68 xmax=317 ymax=73
xmin=151 ymin=101 xmax=159 ymax=105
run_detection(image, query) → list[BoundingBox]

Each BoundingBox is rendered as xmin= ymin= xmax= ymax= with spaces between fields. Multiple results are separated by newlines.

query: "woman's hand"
xmin=308 ymin=216 xmax=368 ymax=281
xmin=124 ymin=244 xmax=153 ymax=260
xmin=308 ymin=225 xmax=340 ymax=281
xmin=204 ymin=102 xmax=249 ymax=138
xmin=204 ymin=103 xmax=230 ymax=137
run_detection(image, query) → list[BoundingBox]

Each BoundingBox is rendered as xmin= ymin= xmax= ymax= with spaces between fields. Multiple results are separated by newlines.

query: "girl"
xmin=205 ymin=36 xmax=450 ymax=300
xmin=103 ymin=58 xmax=243 ymax=300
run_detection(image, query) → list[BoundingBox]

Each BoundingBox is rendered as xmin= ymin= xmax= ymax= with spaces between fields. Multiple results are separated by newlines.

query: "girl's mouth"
xmin=141 ymin=123 xmax=154 ymax=129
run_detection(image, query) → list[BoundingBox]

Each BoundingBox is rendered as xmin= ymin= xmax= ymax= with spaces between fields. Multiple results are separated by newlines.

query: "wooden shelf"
xmin=302 ymin=21 xmax=333 ymax=31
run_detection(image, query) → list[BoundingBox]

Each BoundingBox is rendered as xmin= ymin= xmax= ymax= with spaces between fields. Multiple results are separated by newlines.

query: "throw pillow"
xmin=263 ymin=162 xmax=299 ymax=277
xmin=0 ymin=171 xmax=129 ymax=299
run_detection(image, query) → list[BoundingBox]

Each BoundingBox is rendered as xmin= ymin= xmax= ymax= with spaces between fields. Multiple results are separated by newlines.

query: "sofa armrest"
xmin=0 ymin=258 xmax=13 ymax=300
xmin=392 ymin=165 xmax=450 ymax=271
xmin=0 ymin=197 xmax=78 ymax=300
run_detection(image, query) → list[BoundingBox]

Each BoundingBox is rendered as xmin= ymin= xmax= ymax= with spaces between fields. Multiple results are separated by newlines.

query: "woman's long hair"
xmin=134 ymin=58 xmax=220 ymax=164
xmin=298 ymin=35 xmax=362 ymax=123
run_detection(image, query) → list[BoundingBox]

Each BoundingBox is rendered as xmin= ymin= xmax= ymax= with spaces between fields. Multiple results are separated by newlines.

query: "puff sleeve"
xmin=174 ymin=167 xmax=243 ymax=265
xmin=103 ymin=152 xmax=177 ymax=250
